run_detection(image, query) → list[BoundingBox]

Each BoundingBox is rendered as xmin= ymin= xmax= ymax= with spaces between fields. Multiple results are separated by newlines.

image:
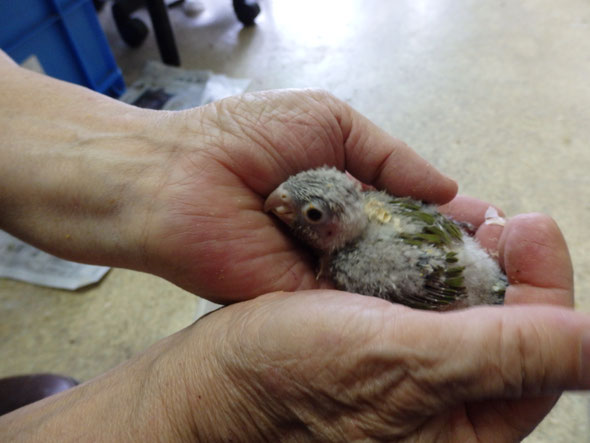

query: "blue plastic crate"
xmin=0 ymin=0 xmax=125 ymax=97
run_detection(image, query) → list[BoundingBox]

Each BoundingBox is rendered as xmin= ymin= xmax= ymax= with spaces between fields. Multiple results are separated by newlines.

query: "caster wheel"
xmin=112 ymin=3 xmax=150 ymax=48
xmin=233 ymin=0 xmax=260 ymax=26
xmin=121 ymin=17 xmax=149 ymax=47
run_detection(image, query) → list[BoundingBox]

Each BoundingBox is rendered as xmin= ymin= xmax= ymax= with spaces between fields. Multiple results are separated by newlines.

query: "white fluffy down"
xmin=457 ymin=236 xmax=505 ymax=306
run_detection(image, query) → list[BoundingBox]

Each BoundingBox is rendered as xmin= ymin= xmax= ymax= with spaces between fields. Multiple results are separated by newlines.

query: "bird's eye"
xmin=304 ymin=206 xmax=324 ymax=223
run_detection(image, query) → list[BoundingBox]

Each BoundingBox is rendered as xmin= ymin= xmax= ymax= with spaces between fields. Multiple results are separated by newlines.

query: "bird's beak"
xmin=264 ymin=185 xmax=296 ymax=225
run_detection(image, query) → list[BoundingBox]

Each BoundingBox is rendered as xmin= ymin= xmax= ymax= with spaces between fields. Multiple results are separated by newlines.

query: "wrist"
xmin=164 ymin=306 xmax=298 ymax=441
xmin=0 ymin=63 xmax=176 ymax=269
xmin=165 ymin=311 xmax=268 ymax=440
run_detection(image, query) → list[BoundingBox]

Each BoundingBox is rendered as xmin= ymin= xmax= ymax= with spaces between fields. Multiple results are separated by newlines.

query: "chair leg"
xmin=145 ymin=0 xmax=181 ymax=66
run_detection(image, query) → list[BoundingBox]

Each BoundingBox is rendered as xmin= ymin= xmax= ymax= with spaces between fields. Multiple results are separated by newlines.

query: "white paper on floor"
xmin=0 ymin=231 xmax=110 ymax=290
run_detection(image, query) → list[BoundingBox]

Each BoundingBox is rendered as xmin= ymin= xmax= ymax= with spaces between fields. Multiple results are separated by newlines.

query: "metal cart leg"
xmin=145 ymin=0 xmax=181 ymax=66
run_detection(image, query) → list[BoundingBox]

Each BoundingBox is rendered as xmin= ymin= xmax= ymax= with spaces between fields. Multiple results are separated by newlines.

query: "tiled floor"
xmin=2 ymin=0 xmax=590 ymax=440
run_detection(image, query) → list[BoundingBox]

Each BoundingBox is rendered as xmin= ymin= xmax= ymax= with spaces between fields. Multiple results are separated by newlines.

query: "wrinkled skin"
xmin=139 ymin=90 xmax=458 ymax=303
xmin=0 ymin=63 xmax=457 ymax=303
xmin=3 ymin=210 xmax=582 ymax=442
xmin=174 ymin=209 xmax=577 ymax=442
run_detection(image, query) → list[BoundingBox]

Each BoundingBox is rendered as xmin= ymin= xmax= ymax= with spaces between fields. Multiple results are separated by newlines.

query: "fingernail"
xmin=581 ymin=331 xmax=590 ymax=389
xmin=484 ymin=206 xmax=506 ymax=226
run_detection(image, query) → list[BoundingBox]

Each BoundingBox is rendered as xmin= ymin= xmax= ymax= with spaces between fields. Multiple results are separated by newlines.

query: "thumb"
xmin=387 ymin=305 xmax=590 ymax=403
xmin=340 ymin=109 xmax=458 ymax=204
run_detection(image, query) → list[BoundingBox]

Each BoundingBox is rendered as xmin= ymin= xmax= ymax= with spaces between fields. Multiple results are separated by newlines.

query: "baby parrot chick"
xmin=264 ymin=167 xmax=507 ymax=310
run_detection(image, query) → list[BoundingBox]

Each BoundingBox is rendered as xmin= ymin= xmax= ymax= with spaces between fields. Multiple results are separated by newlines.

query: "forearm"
xmin=0 ymin=53 xmax=170 ymax=268
xmin=0 ymin=312 xmax=271 ymax=442
xmin=0 ymin=331 xmax=197 ymax=442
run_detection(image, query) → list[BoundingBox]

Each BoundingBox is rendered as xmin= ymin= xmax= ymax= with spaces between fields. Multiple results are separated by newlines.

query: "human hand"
xmin=1 ymin=63 xmax=455 ymax=303
xmin=139 ymin=90 xmax=457 ymax=302
xmin=3 ymin=209 xmax=583 ymax=442
xmin=165 ymin=210 xmax=581 ymax=441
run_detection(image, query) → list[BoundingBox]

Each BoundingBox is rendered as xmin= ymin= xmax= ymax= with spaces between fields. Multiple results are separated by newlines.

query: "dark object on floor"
xmin=112 ymin=0 xmax=180 ymax=65
xmin=233 ymin=0 xmax=261 ymax=26
xmin=111 ymin=0 xmax=261 ymax=66
xmin=0 ymin=374 xmax=79 ymax=415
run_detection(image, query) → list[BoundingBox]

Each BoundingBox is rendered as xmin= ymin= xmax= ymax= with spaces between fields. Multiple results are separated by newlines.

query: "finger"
xmin=474 ymin=223 xmax=505 ymax=258
xmin=337 ymin=106 xmax=458 ymax=204
xmin=498 ymin=213 xmax=573 ymax=307
xmin=438 ymin=195 xmax=505 ymax=254
xmin=438 ymin=195 xmax=505 ymax=229
xmin=208 ymin=91 xmax=456 ymax=204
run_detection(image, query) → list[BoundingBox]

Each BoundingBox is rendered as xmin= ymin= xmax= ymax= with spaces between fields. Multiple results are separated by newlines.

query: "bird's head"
xmin=264 ymin=167 xmax=368 ymax=253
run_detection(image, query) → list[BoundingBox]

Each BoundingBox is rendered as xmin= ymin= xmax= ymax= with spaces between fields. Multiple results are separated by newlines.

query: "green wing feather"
xmin=390 ymin=197 xmax=463 ymax=246
xmin=390 ymin=198 xmax=468 ymax=309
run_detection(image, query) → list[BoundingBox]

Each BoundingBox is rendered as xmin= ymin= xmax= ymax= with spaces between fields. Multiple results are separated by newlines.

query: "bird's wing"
xmin=419 ymin=252 xmax=467 ymax=309
xmin=374 ymin=248 xmax=466 ymax=310
xmin=388 ymin=197 xmax=468 ymax=310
